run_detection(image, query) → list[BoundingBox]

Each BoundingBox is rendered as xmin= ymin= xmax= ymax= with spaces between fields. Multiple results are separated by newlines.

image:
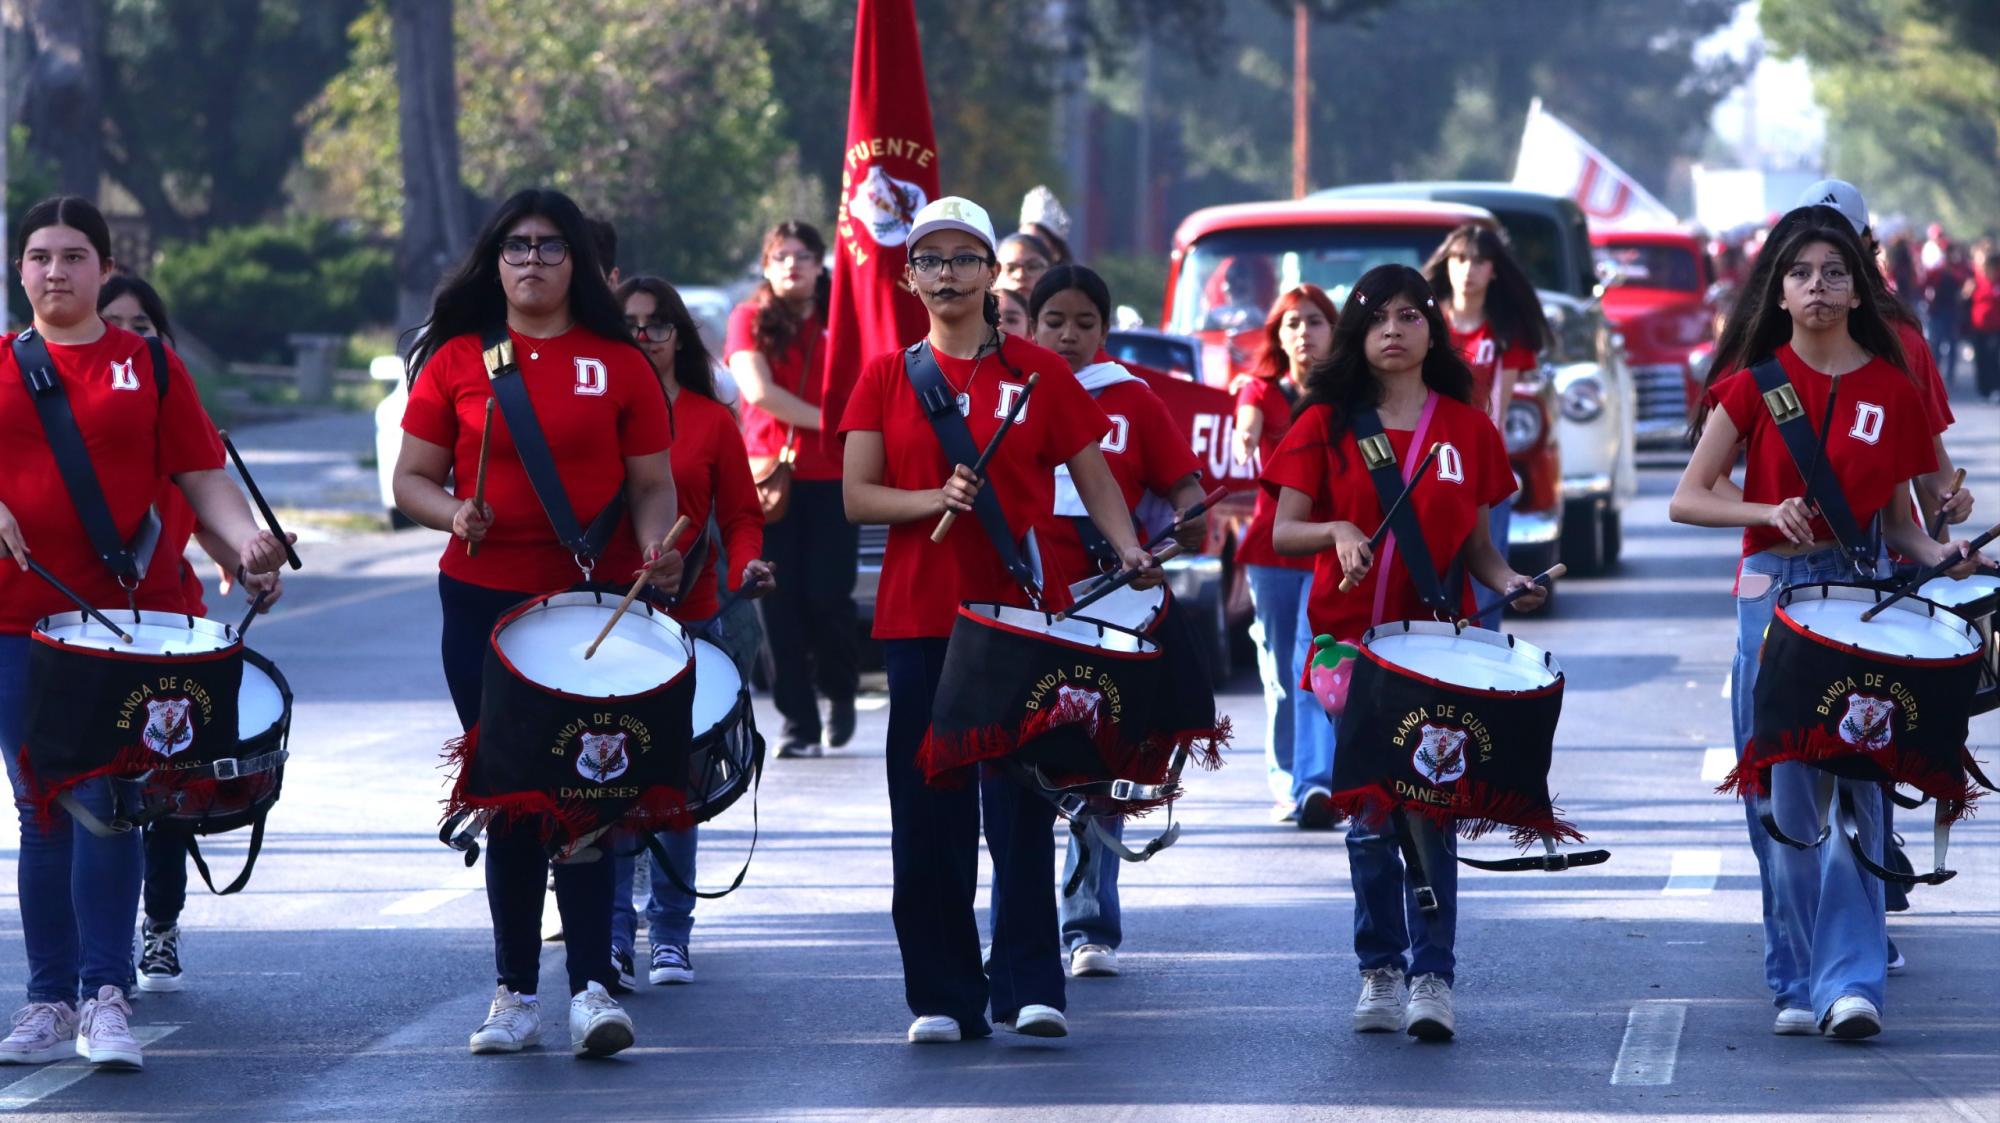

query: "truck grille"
xmin=1632 ymin=363 xmax=1690 ymax=443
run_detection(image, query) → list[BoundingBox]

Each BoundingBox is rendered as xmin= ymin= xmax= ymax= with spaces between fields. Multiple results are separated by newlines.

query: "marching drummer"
xmin=393 ymin=188 xmax=683 ymax=1059
xmin=1265 ymin=264 xmax=1545 ymax=1042
xmin=0 ymin=196 xmax=289 ymax=1070
xmin=1023 ymin=263 xmax=1208 ymax=982
xmin=839 ymin=196 xmax=1157 ymax=1043
xmin=1670 ymin=214 xmax=1984 ymax=1041
xmin=606 ymin=274 xmax=774 ymax=991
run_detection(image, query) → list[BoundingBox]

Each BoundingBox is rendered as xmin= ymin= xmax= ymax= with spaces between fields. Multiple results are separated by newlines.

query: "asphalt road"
xmin=2 ymin=399 xmax=1995 ymax=1122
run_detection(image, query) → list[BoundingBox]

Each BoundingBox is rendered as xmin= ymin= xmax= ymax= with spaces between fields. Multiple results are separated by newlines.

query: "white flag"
xmin=1512 ymin=99 xmax=1677 ymax=229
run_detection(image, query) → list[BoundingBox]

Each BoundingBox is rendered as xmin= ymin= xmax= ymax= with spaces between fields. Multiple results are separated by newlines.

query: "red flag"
xmin=817 ymin=0 xmax=940 ymax=455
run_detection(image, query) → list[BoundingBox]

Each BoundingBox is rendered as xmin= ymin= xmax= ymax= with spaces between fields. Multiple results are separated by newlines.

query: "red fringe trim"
xmin=1722 ymin=729 xmax=1981 ymax=824
xmin=1330 ymin=779 xmax=1587 ymax=849
xmin=18 ymin=743 xmax=172 ymax=830
xmin=438 ymin=727 xmax=694 ymax=845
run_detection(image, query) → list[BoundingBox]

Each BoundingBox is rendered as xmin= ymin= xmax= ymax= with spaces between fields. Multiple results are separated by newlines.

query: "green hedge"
xmin=152 ymin=219 xmax=395 ymax=363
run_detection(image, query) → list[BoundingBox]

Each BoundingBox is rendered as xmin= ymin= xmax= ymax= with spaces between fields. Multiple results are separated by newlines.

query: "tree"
xmin=13 ymin=0 xmax=104 ymax=197
xmin=389 ymin=0 xmax=471 ymax=336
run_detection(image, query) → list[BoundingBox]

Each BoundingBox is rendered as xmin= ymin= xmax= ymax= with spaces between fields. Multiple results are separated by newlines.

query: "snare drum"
xmin=1735 ymin=583 xmax=1981 ymax=812
xmin=158 ymin=648 xmax=292 ymax=833
xmin=1918 ymin=573 xmax=1999 ymax=715
xmin=684 ymin=638 xmax=760 ymax=824
xmin=24 ymin=610 xmax=243 ymax=816
xmin=443 ymin=589 xmax=697 ymax=847
xmin=1332 ymin=621 xmax=1579 ymax=843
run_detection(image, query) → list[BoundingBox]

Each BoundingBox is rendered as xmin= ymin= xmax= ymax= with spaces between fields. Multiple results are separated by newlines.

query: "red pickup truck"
xmin=1591 ymin=228 xmax=1715 ymax=445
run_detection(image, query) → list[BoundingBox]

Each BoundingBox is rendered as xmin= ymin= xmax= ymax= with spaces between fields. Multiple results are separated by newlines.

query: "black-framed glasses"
xmin=499 ymin=237 xmax=570 ymax=267
xmin=625 ymin=318 xmax=677 ymax=343
xmin=910 ymin=253 xmax=993 ymax=277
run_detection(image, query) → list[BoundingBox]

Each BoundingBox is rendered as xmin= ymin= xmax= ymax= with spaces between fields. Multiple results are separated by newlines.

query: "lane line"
xmin=380 ymin=887 xmax=476 ymax=916
xmin=1700 ymin=747 xmax=1735 ymax=783
xmin=250 ymin=576 xmax=433 ymax=631
xmin=1720 ymin=676 xmax=1731 ymax=700
xmin=1662 ymin=850 xmax=1722 ymax=896
xmin=1610 ymin=1001 xmax=1687 ymax=1086
xmin=0 ymin=1025 xmax=180 ymax=1111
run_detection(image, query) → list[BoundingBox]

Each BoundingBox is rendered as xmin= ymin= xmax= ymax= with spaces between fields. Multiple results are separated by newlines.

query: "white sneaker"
xmin=1404 ymin=974 xmax=1455 ymax=1040
xmin=0 ymin=1001 xmax=77 ymax=1065
xmin=1773 ymin=1008 xmax=1816 ymax=1036
xmin=468 ymin=986 xmax=540 ymax=1054
xmin=1824 ymin=995 xmax=1881 ymax=1040
xmin=1007 ymin=1004 xmax=1068 ymax=1038
xmin=569 ymin=981 xmax=634 ymax=1057
xmin=76 ymin=986 xmax=142 ymax=1068
xmin=1352 ymin=966 xmax=1406 ymax=1033
xmin=1069 ymin=944 xmax=1119 ymax=978
xmin=907 ymin=1015 xmax=961 ymax=1044
xmin=1886 ymin=950 xmax=1907 ymax=975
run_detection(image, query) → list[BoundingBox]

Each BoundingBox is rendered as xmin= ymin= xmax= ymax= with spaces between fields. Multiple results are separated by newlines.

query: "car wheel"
xmin=1187 ymin=582 xmax=1232 ymax=684
xmin=1602 ymin=508 xmax=1623 ymax=567
xmin=1560 ymin=498 xmax=1606 ymax=574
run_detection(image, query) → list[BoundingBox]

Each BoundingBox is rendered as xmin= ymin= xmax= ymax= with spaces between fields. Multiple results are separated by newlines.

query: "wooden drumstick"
xmin=1862 ymin=520 xmax=2000 ymax=622
xmin=585 ymin=515 xmax=691 ymax=659
xmin=1456 ymin=563 xmax=1566 ymax=628
xmin=467 ymin=397 xmax=496 ymax=558
xmin=1337 ymin=443 xmax=1443 ymax=593
xmin=931 ymin=372 xmax=1039 ymax=543
xmin=1926 ymin=468 xmax=1966 ymax=543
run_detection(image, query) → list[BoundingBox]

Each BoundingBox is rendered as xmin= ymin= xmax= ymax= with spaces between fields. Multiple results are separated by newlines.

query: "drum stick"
xmin=1055 ymin=543 xmax=1183 ymax=623
xmin=218 ymin=431 xmax=302 ymax=571
xmin=466 ymin=398 xmax=496 ymax=558
xmin=1338 ymin=443 xmax=1443 ymax=593
xmin=1925 ymin=468 xmax=1966 ymax=543
xmin=1455 ymin=563 xmax=1566 ymax=628
xmin=584 ymin=515 xmax=691 ymax=659
xmin=236 ymin=585 xmax=274 ymax=640
xmin=22 ymin=556 xmax=134 ymax=644
xmin=1144 ymin=485 xmax=1230 ymax=551
xmin=931 ymin=372 xmax=1040 ymax=543
xmin=1861 ymin=520 xmax=2000 ymax=622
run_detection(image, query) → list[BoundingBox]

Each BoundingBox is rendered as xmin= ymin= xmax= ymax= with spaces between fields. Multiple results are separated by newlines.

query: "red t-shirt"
xmin=839 ymin=335 xmax=1109 ymax=639
xmin=1234 ymin=375 xmax=1309 ymax=571
xmin=1705 ymin=343 xmax=1936 ymax=558
xmin=724 ymin=303 xmax=839 ymax=481
xmin=1447 ymin=318 xmax=1537 ymax=423
xmin=1972 ymin=273 xmax=2000 ymax=333
xmin=1894 ymin=320 xmax=1951 ymax=434
xmin=1038 ymin=374 xmax=1202 ymax=582
xmin=0 ymin=327 xmax=224 ymax=634
xmin=402 ymin=327 xmax=672 ymax=593
xmin=141 ymin=487 xmax=207 ymax=617
xmin=1260 ymin=396 xmax=1514 ymax=644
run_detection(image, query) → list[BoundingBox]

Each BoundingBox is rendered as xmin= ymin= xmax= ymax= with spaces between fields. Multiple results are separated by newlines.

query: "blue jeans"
xmin=1245 ymin=565 xmax=1335 ymax=807
xmin=1344 ymin=813 xmax=1457 ymax=984
xmin=1732 ymin=547 xmax=1888 ymax=1016
xmin=1059 ymin=817 xmax=1121 ymax=952
xmin=1472 ymin=496 xmax=1515 ymax=628
xmin=0 ymin=635 xmax=144 ymax=1004
xmin=610 ymin=828 xmax=697 ymax=956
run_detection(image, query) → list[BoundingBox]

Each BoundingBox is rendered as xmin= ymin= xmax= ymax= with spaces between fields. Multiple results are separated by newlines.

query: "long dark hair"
xmin=1293 ymin=266 xmax=1474 ymax=463
xmin=1691 ymin=213 xmax=1910 ymax=443
xmin=14 ymin=194 xmax=113 ymax=264
xmin=407 ymin=188 xmax=636 ymax=381
xmin=752 ymin=221 xmax=829 ymax=358
xmin=98 ymin=274 xmax=176 ymax=346
xmin=1423 ymin=223 xmax=1551 ymax=355
xmin=1028 ymin=263 xmax=1112 ymax=322
xmin=616 ymin=275 xmax=717 ymax=402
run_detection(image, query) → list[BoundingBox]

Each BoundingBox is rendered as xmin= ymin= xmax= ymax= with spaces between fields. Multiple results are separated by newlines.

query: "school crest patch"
xmin=575 ymin=731 xmax=630 ymax=783
xmin=1412 ymin=723 xmax=1469 ymax=785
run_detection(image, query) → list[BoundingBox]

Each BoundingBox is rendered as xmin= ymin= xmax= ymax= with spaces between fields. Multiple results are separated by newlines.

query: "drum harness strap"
xmin=1749 ymin=358 xmax=1880 ymax=580
xmin=903 ymin=340 xmax=1041 ymax=602
xmin=479 ymin=324 xmax=627 ymax=580
xmin=1760 ymin=768 xmax=1959 ymax=887
xmin=1004 ymin=755 xmax=1190 ymax=897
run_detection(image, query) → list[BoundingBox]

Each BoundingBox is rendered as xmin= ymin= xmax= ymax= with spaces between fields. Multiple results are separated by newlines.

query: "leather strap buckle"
xmin=212 ymin=758 xmax=241 ymax=781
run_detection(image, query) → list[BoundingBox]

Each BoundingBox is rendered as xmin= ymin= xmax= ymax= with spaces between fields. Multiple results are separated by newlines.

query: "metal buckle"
xmin=575 ymin=553 xmax=596 ymax=582
xmin=1108 ymin=779 xmax=1137 ymax=802
xmin=1413 ymin=885 xmax=1439 ymax=912
xmin=212 ymin=757 xmax=241 ymax=781
xmin=1056 ymin=793 xmax=1089 ymax=819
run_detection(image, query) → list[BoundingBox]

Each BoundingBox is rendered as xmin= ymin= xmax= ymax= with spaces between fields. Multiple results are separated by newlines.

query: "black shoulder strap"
xmin=146 ymin=335 xmax=169 ymax=403
xmin=479 ymin=324 xmax=626 ymax=561
xmin=12 ymin=328 xmax=155 ymax=583
xmin=1748 ymin=358 xmax=1877 ymax=569
xmin=1350 ymin=406 xmax=1451 ymax=613
xmin=902 ymin=341 xmax=1037 ymax=590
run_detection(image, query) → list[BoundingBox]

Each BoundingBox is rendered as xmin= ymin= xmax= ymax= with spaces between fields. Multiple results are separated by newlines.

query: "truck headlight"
xmin=1504 ymin=400 xmax=1544 ymax=454
xmin=1560 ymin=376 xmax=1604 ymax=422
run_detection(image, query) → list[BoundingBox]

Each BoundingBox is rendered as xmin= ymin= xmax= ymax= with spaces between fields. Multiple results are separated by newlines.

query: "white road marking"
xmin=0 ymin=1025 xmax=180 ymax=1111
xmin=1662 ymin=850 xmax=1722 ymax=896
xmin=1610 ymin=1001 xmax=1687 ymax=1086
xmin=1720 ymin=676 xmax=1731 ymax=699
xmin=379 ymin=888 xmax=476 ymax=916
xmin=252 ymin=576 xmax=433 ymax=631
xmin=1700 ymin=747 xmax=1736 ymax=783
xmin=855 ymin=697 xmax=889 ymax=712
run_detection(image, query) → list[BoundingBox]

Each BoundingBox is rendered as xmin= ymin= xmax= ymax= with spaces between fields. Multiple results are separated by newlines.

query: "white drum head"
xmin=970 ymin=602 xmax=1156 ymax=655
xmin=496 ymin=592 xmax=691 ymax=697
xmin=34 ymin=610 xmax=236 ymax=656
xmin=1362 ymin=621 xmax=1560 ymax=693
xmin=240 ymin=660 xmax=285 ymax=739
xmin=1062 ymin=581 xmax=1165 ymax=633
xmin=691 ymin=639 xmax=743 ymax=733
xmin=1917 ymin=574 xmax=2000 ymax=612
xmin=1783 ymin=584 xmax=1978 ymax=660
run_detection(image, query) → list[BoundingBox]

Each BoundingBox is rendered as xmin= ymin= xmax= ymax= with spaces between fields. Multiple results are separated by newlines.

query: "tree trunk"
xmin=390 ymin=0 xmax=471 ymax=347
xmin=17 ymin=0 xmax=102 ymax=198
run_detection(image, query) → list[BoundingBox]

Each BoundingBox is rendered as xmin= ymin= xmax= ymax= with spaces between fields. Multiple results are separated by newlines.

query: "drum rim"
xmin=1777 ymin=582 xmax=1980 ymax=666
xmin=959 ymin=600 xmax=1160 ymax=659
xmin=1916 ymin=573 xmax=2000 ymax=610
xmin=690 ymin=639 xmax=749 ymax=738
xmin=1358 ymin=619 xmax=1564 ymax=696
xmin=490 ymin=589 xmax=694 ymax=702
xmin=240 ymin=647 xmax=293 ymax=743
xmin=32 ymin=609 xmax=242 ymax=660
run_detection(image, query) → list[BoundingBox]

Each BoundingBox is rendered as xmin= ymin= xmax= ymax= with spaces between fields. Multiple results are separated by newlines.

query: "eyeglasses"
xmin=625 ymin=318 xmax=677 ymax=342
xmin=1001 ymin=258 xmax=1047 ymax=276
xmin=910 ymin=253 xmax=993 ymax=277
xmin=499 ymin=237 xmax=570 ymax=267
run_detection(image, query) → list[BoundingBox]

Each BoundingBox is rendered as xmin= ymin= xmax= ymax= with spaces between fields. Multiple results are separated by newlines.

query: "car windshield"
xmin=1167 ymin=225 xmax=1457 ymax=336
xmin=1105 ymin=333 xmax=1198 ymax=381
xmin=1482 ymin=209 xmax=1567 ymax=293
xmin=1596 ymin=242 xmax=1700 ymax=292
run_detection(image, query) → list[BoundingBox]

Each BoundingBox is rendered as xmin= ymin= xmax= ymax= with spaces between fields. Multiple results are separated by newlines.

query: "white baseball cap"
xmin=1797 ymin=179 xmax=1869 ymax=236
xmin=906 ymin=197 xmax=998 ymax=257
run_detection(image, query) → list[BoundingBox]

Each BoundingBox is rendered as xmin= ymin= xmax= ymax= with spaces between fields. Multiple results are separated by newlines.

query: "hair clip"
xmin=1425 ymin=296 xmax=1436 ymax=307
xmin=1355 ymin=292 xmax=1368 ymax=306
